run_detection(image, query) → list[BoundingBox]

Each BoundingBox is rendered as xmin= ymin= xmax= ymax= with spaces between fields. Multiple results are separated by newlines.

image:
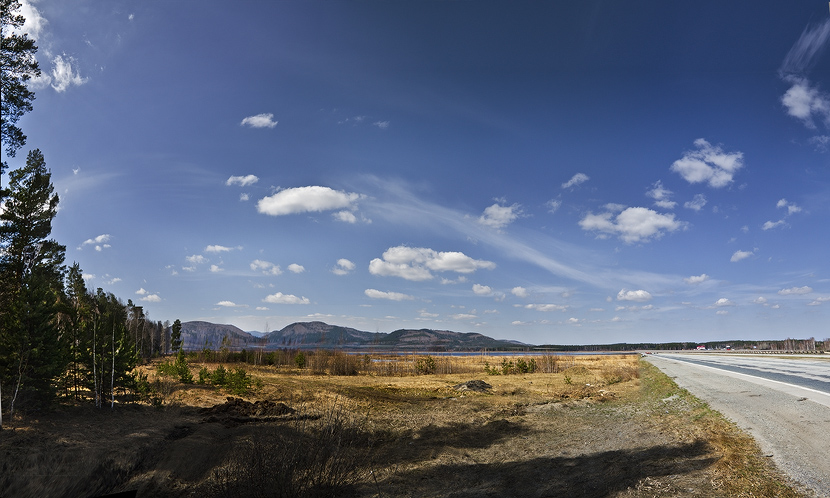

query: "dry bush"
xmin=208 ymin=401 xmax=369 ymax=498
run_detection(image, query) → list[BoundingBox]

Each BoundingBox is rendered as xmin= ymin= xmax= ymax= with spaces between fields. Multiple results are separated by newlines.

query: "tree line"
xmin=1 ymin=0 xmax=181 ymax=427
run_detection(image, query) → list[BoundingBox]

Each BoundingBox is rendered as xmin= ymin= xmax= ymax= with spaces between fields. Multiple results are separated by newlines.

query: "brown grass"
xmin=0 ymin=354 xmax=806 ymax=498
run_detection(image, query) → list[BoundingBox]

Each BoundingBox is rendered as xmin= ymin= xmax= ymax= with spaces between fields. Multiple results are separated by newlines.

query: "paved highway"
xmin=647 ymin=353 xmax=830 ymax=497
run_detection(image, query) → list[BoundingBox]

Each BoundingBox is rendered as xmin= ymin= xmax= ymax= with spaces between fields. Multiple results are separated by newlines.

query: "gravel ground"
xmin=647 ymin=354 xmax=830 ymax=497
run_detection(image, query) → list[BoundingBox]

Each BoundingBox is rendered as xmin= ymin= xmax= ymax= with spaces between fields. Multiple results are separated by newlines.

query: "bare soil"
xmin=0 ymin=356 xmax=806 ymax=498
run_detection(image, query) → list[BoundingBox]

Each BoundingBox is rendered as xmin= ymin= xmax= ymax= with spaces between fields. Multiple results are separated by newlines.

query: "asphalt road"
xmin=646 ymin=353 xmax=830 ymax=497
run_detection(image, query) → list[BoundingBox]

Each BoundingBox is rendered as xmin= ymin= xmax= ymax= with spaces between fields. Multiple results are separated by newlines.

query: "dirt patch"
xmin=453 ymin=379 xmax=492 ymax=392
xmin=199 ymin=396 xmax=296 ymax=427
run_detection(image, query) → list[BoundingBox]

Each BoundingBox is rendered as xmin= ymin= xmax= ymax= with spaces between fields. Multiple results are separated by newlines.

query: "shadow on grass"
xmin=372 ymin=439 xmax=717 ymax=497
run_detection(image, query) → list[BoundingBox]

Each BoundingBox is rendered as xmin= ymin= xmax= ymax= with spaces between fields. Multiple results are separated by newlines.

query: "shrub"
xmin=294 ymin=351 xmax=307 ymax=369
xmin=415 ymin=356 xmax=436 ymax=375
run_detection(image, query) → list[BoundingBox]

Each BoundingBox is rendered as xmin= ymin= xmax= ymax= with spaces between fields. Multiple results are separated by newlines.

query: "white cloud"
xmin=17 ymin=1 xmax=48 ymax=40
xmin=546 ymin=199 xmax=562 ymax=214
xmin=562 ymin=173 xmax=589 ymax=189
xmin=332 ymin=258 xmax=355 ymax=276
xmin=762 ymin=220 xmax=786 ymax=231
xmin=251 ymin=259 xmax=281 ymax=276
xmin=524 ymin=303 xmax=568 ymax=312
xmin=714 ymin=298 xmax=734 ymax=307
xmin=646 ymin=181 xmax=676 ymax=209
xmin=478 ymin=202 xmax=521 ymax=229
xmin=140 ymin=294 xmax=162 ymax=303
xmin=780 ymin=18 xmax=830 ymax=77
xmin=472 ymin=284 xmax=492 ymax=296
xmin=80 ymin=234 xmax=111 ymax=250
xmin=364 ymin=289 xmax=414 ymax=301
xmin=781 ymin=79 xmax=830 ymax=129
xmin=511 ymin=286 xmax=529 ymax=298
xmin=450 ymin=313 xmax=477 ymax=320
xmin=50 ymin=55 xmax=87 ymax=93
xmin=809 ymin=135 xmax=830 ymax=152
xmin=777 ymin=198 xmax=802 ymax=215
xmin=684 ymin=194 xmax=707 ymax=211
xmin=216 ymin=300 xmax=245 ymax=307
xmin=135 ymin=288 xmax=148 ymax=295
xmin=684 ymin=274 xmax=709 ymax=284
xmin=670 ymin=139 xmax=744 ymax=188
xmin=808 ymin=296 xmax=830 ymax=306
xmin=373 ymin=120 xmax=390 ymax=129
xmin=186 ymin=254 xmax=208 ymax=265
xmin=369 ymin=246 xmax=495 ymax=281
xmin=257 ymin=186 xmax=363 ymax=217
xmin=754 ymin=296 xmax=768 ymax=305
xmin=241 ymin=113 xmax=278 ymax=128
xmin=205 ymin=244 xmax=240 ymax=253
xmin=287 ymin=263 xmax=305 ymax=274
xmin=730 ymin=250 xmax=754 ymax=262
xmin=716 ymin=310 xmax=729 ymax=315
xmin=617 ymin=289 xmax=652 ymax=302
xmin=263 ymin=292 xmax=310 ymax=305
xmin=256 ymin=306 xmax=269 ymax=311
xmin=333 ymin=210 xmax=357 ymax=223
xmin=778 ymin=286 xmax=813 ymax=295
xmin=579 ymin=207 xmax=683 ymax=244
xmin=226 ymin=175 xmax=259 ymax=187
xmin=240 ymin=193 xmax=250 ymax=202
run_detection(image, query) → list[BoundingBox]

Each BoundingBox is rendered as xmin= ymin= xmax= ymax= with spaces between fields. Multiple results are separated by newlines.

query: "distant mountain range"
xmin=180 ymin=320 xmax=528 ymax=351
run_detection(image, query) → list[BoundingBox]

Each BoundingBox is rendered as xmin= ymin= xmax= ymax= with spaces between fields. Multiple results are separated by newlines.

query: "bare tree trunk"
xmin=111 ymin=324 xmax=115 ymax=410
xmin=93 ymin=319 xmax=99 ymax=408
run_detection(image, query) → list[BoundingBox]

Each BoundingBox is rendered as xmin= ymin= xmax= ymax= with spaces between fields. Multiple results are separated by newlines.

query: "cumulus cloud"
xmin=472 ymin=284 xmax=492 ymax=296
xmin=714 ymin=298 xmax=734 ymax=307
xmin=80 ymin=234 xmax=111 ymax=251
xmin=730 ymin=250 xmax=754 ymax=262
xmin=257 ymin=186 xmax=364 ymax=217
xmin=332 ymin=258 xmax=355 ymax=276
xmin=209 ymin=265 xmax=223 ymax=273
xmin=646 ymin=181 xmax=676 ymax=209
xmin=50 ymin=55 xmax=87 ymax=92
xmin=263 ymin=292 xmax=310 ymax=305
xmin=762 ymin=220 xmax=786 ymax=231
xmin=562 ymin=173 xmax=589 ymax=189
xmin=777 ymin=198 xmax=802 ymax=215
xmin=364 ymin=289 xmax=414 ymax=301
xmin=617 ymin=289 xmax=652 ymax=302
xmin=511 ymin=286 xmax=529 ymax=298
xmin=684 ymin=194 xmax=707 ymax=212
xmin=546 ymin=198 xmax=562 ymax=214
xmin=226 ymin=175 xmax=259 ymax=187
xmin=14 ymin=1 xmax=48 ymax=40
xmin=808 ymin=296 xmax=830 ymax=306
xmin=684 ymin=274 xmax=709 ymax=284
xmin=333 ymin=210 xmax=357 ymax=223
xmin=216 ymin=301 xmax=247 ymax=308
xmin=241 ymin=113 xmax=278 ymax=128
xmin=369 ymin=246 xmax=495 ymax=281
xmin=186 ymin=254 xmax=208 ymax=265
xmin=779 ymin=20 xmax=830 ymax=128
xmin=579 ymin=207 xmax=683 ymax=244
xmin=478 ymin=202 xmax=521 ymax=229
xmin=287 ymin=263 xmax=305 ymax=274
xmin=670 ymin=139 xmax=744 ymax=188
xmin=206 ymin=244 xmax=241 ymax=253
xmin=250 ymin=259 xmax=282 ymax=276
xmin=373 ymin=120 xmax=390 ymax=129
xmin=778 ymin=286 xmax=813 ymax=295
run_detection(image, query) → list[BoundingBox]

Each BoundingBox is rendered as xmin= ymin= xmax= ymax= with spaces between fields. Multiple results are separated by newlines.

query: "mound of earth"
xmin=453 ymin=380 xmax=492 ymax=392
xmin=200 ymin=397 xmax=295 ymax=426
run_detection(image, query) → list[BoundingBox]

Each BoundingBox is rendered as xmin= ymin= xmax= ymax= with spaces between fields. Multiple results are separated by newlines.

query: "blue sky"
xmin=6 ymin=0 xmax=830 ymax=344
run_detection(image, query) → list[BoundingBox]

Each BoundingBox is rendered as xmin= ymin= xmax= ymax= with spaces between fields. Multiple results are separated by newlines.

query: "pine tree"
xmin=0 ymin=149 xmax=67 ymax=419
xmin=1 ymin=0 xmax=41 ymax=188
xmin=171 ymin=319 xmax=183 ymax=353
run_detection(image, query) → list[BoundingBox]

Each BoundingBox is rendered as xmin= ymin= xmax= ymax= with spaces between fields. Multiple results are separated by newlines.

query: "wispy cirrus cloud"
xmin=562 ymin=173 xmax=589 ymax=189
xmin=779 ymin=19 xmax=830 ymax=129
xmin=364 ymin=289 xmax=414 ymax=301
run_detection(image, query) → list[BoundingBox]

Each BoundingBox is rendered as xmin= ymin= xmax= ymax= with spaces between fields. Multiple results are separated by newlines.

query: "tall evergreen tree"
xmin=0 ymin=149 xmax=67 ymax=418
xmin=0 ymin=0 xmax=40 ymax=188
xmin=171 ymin=319 xmax=182 ymax=353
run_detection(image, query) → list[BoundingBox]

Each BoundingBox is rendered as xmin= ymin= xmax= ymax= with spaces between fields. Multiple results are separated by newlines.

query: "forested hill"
xmin=181 ymin=321 xmax=528 ymax=350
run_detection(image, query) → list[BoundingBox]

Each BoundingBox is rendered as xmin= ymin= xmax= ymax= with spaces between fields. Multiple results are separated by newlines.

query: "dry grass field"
xmin=0 ymin=353 xmax=806 ymax=497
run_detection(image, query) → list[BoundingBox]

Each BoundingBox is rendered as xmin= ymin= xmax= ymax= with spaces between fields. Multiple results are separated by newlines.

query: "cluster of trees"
xmin=1 ymin=1 xmax=177 ymax=427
